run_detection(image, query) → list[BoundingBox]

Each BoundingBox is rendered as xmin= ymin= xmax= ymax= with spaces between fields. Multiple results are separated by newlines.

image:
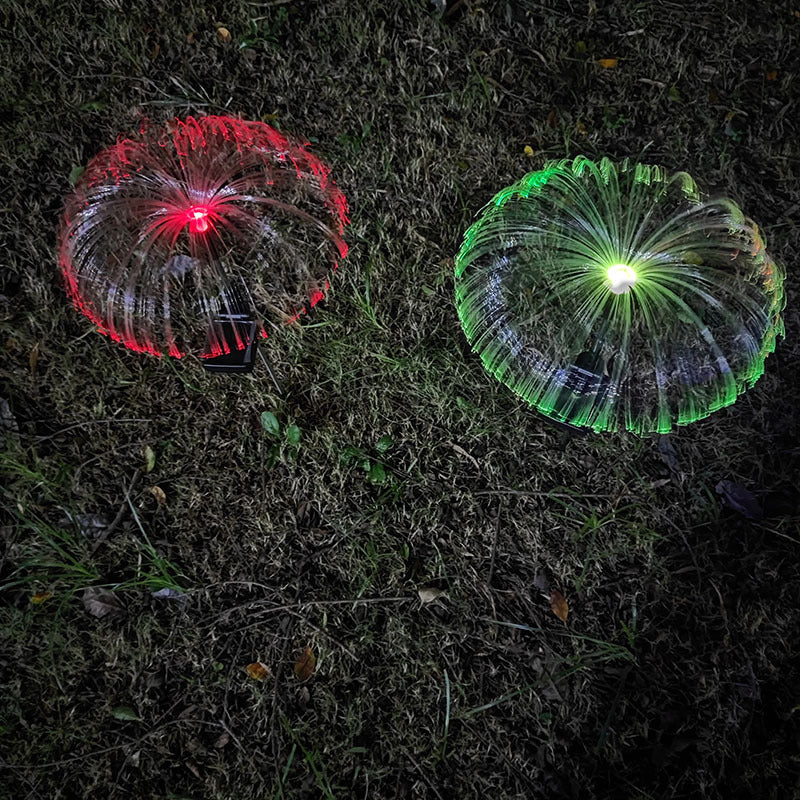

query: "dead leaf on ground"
xmin=213 ymin=732 xmax=230 ymax=749
xmin=111 ymin=706 xmax=140 ymax=721
xmin=31 ymin=591 xmax=53 ymax=604
xmin=216 ymin=25 xmax=231 ymax=43
xmin=418 ymin=586 xmax=445 ymax=604
xmin=715 ymin=480 xmax=763 ymax=520
xmin=151 ymin=587 xmax=184 ymax=601
xmin=143 ymin=445 xmax=156 ymax=473
xmin=658 ymin=435 xmax=679 ymax=473
xmin=148 ymin=485 xmax=167 ymax=505
xmin=766 ymin=70 xmax=778 ymax=81
xmin=294 ymin=646 xmax=316 ymax=682
xmin=550 ymin=589 xmax=569 ymax=623
xmin=546 ymin=109 xmax=558 ymax=128
xmin=524 ymin=144 xmax=534 ymax=157
xmin=297 ymin=685 xmax=311 ymax=708
xmin=533 ymin=573 xmax=550 ymax=593
xmin=82 ymin=587 xmax=124 ymax=618
xmin=448 ymin=441 xmax=479 ymax=470
xmin=185 ymin=761 xmax=202 ymax=779
xmin=244 ymin=661 xmax=270 ymax=681
xmin=60 ymin=512 xmax=110 ymax=539
xmin=597 ymin=58 xmax=619 ymax=69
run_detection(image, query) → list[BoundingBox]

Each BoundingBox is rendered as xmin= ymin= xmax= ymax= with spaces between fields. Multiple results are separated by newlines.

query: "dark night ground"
xmin=1 ymin=1 xmax=799 ymax=798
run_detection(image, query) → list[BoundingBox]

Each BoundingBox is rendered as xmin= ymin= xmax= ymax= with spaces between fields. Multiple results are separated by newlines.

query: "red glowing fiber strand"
xmin=59 ymin=115 xmax=349 ymax=360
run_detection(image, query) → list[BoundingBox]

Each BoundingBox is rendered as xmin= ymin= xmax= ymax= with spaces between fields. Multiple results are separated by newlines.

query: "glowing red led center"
xmin=186 ymin=206 xmax=209 ymax=233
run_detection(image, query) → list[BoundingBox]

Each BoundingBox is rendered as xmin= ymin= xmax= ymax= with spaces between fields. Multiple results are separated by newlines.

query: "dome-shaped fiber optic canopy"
xmin=454 ymin=156 xmax=785 ymax=434
xmin=59 ymin=115 xmax=349 ymax=370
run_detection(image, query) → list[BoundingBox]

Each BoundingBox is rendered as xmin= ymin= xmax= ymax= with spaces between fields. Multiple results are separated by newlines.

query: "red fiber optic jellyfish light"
xmin=58 ymin=116 xmax=349 ymax=372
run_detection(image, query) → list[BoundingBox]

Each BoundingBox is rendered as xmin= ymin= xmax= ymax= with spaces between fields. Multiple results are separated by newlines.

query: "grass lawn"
xmin=1 ymin=1 xmax=799 ymax=798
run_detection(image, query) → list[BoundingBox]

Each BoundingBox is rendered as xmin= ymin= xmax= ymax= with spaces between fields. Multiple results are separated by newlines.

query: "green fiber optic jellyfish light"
xmin=454 ymin=156 xmax=785 ymax=434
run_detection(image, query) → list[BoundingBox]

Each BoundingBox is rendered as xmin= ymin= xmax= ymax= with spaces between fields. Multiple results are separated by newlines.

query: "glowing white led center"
xmin=606 ymin=263 xmax=637 ymax=294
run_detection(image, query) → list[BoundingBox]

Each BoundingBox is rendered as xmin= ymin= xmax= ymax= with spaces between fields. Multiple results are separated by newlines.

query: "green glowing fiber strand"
xmin=454 ymin=156 xmax=785 ymax=434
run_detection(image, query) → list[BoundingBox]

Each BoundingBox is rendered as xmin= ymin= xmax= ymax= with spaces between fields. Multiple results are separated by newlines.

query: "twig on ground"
xmin=270 ymin=617 xmax=296 ymax=770
xmin=475 ymin=489 xmax=612 ymax=499
xmin=2 ymin=717 xmax=229 ymax=770
xmin=33 ymin=419 xmax=150 ymax=442
xmin=402 ymin=747 xmax=445 ymax=800
xmin=286 ymin=609 xmax=357 ymax=660
xmin=90 ymin=468 xmax=142 ymax=555
xmin=205 ymin=595 xmax=412 ymax=629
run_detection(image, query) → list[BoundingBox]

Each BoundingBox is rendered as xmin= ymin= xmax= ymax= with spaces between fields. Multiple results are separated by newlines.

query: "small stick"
xmin=90 ymin=468 xmax=142 ymax=555
xmin=402 ymin=747 xmax=445 ymax=800
xmin=258 ymin=349 xmax=282 ymax=394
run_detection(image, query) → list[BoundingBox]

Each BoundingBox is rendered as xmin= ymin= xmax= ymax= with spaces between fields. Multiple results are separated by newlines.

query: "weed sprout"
xmin=455 ymin=156 xmax=785 ymax=434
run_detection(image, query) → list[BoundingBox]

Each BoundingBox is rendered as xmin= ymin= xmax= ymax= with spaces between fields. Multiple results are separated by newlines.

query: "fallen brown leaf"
xmin=523 ymin=144 xmax=534 ymax=157
xmin=546 ymin=109 xmax=558 ymax=128
xmin=31 ymin=591 xmax=52 ymax=605
xmin=550 ymin=589 xmax=569 ymax=623
xmin=244 ymin=661 xmax=270 ymax=681
xmin=766 ymin=70 xmax=778 ymax=81
xmin=294 ymin=646 xmax=316 ymax=682
xmin=418 ymin=586 xmax=445 ymax=604
xmin=216 ymin=26 xmax=231 ymax=43
xmin=148 ymin=485 xmax=167 ymax=505
xmin=597 ymin=58 xmax=618 ymax=69
xmin=82 ymin=587 xmax=123 ymax=618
